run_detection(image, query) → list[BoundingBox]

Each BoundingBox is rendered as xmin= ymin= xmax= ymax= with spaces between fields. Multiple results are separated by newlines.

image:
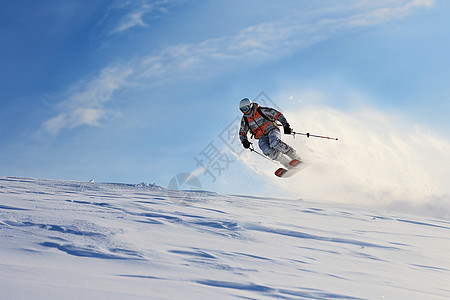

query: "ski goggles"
xmin=240 ymin=104 xmax=251 ymax=113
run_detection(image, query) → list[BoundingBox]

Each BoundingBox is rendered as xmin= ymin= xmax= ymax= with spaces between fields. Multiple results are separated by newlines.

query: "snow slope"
xmin=0 ymin=177 xmax=449 ymax=299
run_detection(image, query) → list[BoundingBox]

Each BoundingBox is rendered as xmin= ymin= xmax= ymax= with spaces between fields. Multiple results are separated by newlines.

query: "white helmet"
xmin=239 ymin=98 xmax=252 ymax=114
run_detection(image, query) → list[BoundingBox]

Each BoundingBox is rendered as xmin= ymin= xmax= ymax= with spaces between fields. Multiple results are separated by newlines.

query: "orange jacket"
xmin=239 ymin=104 xmax=287 ymax=141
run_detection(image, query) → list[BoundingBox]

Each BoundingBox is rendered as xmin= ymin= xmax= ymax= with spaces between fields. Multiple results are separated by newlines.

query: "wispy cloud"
xmin=109 ymin=0 xmax=173 ymax=34
xmin=345 ymin=0 xmax=434 ymax=26
xmin=43 ymin=67 xmax=133 ymax=135
xmin=139 ymin=0 xmax=434 ymax=80
xmin=43 ymin=0 xmax=434 ymax=135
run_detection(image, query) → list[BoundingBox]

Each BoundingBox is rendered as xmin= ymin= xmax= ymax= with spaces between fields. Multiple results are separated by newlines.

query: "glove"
xmin=283 ymin=123 xmax=292 ymax=135
xmin=242 ymin=139 xmax=251 ymax=149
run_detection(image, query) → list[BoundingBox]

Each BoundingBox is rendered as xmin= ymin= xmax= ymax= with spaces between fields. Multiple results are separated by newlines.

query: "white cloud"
xmin=111 ymin=5 xmax=150 ymax=34
xmin=43 ymin=67 xmax=133 ymax=135
xmin=139 ymin=0 xmax=434 ymax=80
xmin=43 ymin=0 xmax=434 ymax=134
xmin=346 ymin=0 xmax=434 ymax=26
xmin=43 ymin=113 xmax=69 ymax=135
xmin=110 ymin=1 xmax=172 ymax=34
xmin=70 ymin=108 xmax=106 ymax=128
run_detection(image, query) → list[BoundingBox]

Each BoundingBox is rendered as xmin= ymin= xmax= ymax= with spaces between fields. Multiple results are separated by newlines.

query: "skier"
xmin=239 ymin=98 xmax=301 ymax=168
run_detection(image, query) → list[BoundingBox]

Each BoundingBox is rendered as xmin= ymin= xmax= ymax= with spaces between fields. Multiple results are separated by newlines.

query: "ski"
xmin=275 ymin=159 xmax=304 ymax=178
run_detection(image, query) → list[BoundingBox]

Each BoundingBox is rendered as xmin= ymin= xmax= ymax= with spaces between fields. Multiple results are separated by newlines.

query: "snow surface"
xmin=0 ymin=177 xmax=449 ymax=300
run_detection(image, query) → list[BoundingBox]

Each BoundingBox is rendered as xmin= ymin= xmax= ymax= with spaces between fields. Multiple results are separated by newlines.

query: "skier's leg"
xmin=268 ymin=130 xmax=301 ymax=161
xmin=259 ymin=135 xmax=290 ymax=167
xmin=258 ymin=131 xmax=291 ymax=168
xmin=258 ymin=134 xmax=278 ymax=160
xmin=273 ymin=152 xmax=291 ymax=168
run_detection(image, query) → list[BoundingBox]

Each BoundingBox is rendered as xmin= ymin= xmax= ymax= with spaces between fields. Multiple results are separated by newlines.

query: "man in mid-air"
xmin=239 ymin=98 xmax=301 ymax=168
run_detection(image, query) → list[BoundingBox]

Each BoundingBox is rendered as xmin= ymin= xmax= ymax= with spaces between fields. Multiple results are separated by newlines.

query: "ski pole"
xmin=292 ymin=131 xmax=338 ymax=141
xmin=249 ymin=144 xmax=278 ymax=164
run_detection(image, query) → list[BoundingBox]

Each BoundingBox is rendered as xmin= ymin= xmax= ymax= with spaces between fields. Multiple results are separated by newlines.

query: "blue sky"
xmin=1 ymin=0 xmax=449 ymax=200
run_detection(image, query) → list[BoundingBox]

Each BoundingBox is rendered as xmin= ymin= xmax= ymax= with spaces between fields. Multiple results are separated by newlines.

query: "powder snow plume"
xmin=241 ymin=105 xmax=450 ymax=219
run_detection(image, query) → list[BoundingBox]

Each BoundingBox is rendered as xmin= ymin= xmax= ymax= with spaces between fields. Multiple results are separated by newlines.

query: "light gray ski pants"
xmin=258 ymin=129 xmax=295 ymax=160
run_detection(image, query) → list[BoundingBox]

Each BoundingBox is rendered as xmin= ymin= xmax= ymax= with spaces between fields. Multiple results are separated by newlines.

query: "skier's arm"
xmin=261 ymin=107 xmax=292 ymax=134
xmin=260 ymin=107 xmax=288 ymax=125
xmin=239 ymin=117 xmax=251 ymax=148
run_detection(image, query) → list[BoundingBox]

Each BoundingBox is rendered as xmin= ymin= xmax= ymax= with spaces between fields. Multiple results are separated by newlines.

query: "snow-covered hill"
xmin=0 ymin=177 xmax=449 ymax=299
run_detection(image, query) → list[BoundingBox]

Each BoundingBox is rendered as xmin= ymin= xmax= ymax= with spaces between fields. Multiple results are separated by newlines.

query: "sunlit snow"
xmin=0 ymin=177 xmax=449 ymax=299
